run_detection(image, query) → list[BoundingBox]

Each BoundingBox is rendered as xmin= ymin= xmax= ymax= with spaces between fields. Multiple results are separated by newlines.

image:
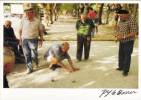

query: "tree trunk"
xmin=53 ymin=3 xmax=59 ymax=21
xmin=98 ymin=4 xmax=104 ymax=24
xmin=39 ymin=4 xmax=49 ymax=27
xmin=49 ymin=4 xmax=53 ymax=24
xmin=106 ymin=4 xmax=110 ymax=24
xmin=122 ymin=4 xmax=129 ymax=10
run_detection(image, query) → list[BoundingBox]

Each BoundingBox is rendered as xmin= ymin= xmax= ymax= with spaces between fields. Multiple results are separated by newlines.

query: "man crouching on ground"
xmin=44 ymin=42 xmax=79 ymax=72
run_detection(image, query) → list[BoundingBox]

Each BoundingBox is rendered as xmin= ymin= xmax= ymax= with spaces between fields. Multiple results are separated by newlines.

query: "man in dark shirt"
xmin=4 ymin=20 xmax=24 ymax=63
xmin=44 ymin=42 xmax=79 ymax=72
xmin=4 ymin=20 xmax=18 ymax=49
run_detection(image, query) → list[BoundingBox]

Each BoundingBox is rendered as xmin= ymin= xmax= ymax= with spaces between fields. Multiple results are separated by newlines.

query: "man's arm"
xmin=18 ymin=20 xmax=23 ymax=45
xmin=91 ymin=19 xmax=95 ymax=33
xmin=124 ymin=32 xmax=137 ymax=39
xmin=76 ymin=20 xmax=79 ymax=30
xmin=39 ymin=25 xmax=44 ymax=40
xmin=11 ymin=28 xmax=17 ymax=40
xmin=68 ymin=59 xmax=73 ymax=68
xmin=50 ymin=57 xmax=79 ymax=72
xmin=57 ymin=61 xmax=78 ymax=72
xmin=38 ymin=23 xmax=44 ymax=47
xmin=67 ymin=58 xmax=79 ymax=72
xmin=116 ymin=32 xmax=137 ymax=41
xmin=126 ymin=17 xmax=137 ymax=38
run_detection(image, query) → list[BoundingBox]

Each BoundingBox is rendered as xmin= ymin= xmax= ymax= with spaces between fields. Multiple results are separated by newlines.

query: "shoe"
xmin=34 ymin=64 xmax=39 ymax=68
xmin=116 ymin=68 xmax=122 ymax=71
xmin=84 ymin=59 xmax=88 ymax=61
xmin=26 ymin=68 xmax=33 ymax=74
xmin=122 ymin=72 xmax=128 ymax=76
xmin=50 ymin=64 xmax=61 ymax=71
xmin=77 ymin=59 xmax=81 ymax=62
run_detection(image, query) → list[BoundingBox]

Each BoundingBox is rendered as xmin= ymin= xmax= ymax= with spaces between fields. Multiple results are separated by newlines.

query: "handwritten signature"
xmin=99 ymin=89 xmax=137 ymax=98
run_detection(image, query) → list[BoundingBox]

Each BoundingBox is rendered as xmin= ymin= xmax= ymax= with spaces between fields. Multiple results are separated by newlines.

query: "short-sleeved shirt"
xmin=44 ymin=44 xmax=71 ymax=62
xmin=19 ymin=17 xmax=43 ymax=39
xmin=117 ymin=16 xmax=137 ymax=42
xmin=76 ymin=19 xmax=95 ymax=36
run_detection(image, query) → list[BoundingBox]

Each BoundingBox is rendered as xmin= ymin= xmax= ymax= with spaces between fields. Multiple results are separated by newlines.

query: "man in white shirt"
xmin=19 ymin=5 xmax=44 ymax=74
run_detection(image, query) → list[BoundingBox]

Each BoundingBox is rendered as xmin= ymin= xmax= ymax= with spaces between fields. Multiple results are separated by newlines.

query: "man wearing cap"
xmin=19 ymin=5 xmax=44 ymax=74
xmin=115 ymin=9 xmax=137 ymax=76
xmin=76 ymin=13 xmax=95 ymax=61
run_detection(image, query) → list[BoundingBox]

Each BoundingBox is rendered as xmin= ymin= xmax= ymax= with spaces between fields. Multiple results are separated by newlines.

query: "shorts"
xmin=46 ymin=55 xmax=53 ymax=63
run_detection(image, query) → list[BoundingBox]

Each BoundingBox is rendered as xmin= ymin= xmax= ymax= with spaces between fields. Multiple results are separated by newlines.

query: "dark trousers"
xmin=3 ymin=74 xmax=9 ymax=88
xmin=5 ymin=40 xmax=19 ymax=56
xmin=77 ymin=35 xmax=91 ymax=61
xmin=118 ymin=40 xmax=134 ymax=73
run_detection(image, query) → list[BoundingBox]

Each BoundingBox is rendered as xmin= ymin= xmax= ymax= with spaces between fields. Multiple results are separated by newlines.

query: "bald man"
xmin=4 ymin=20 xmax=24 ymax=63
xmin=44 ymin=42 xmax=79 ymax=72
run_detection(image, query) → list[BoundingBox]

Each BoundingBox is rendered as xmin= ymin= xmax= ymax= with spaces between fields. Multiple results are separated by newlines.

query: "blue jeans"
xmin=22 ymin=39 xmax=38 ymax=71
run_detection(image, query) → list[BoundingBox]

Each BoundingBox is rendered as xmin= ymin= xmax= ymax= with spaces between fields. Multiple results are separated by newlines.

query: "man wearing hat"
xmin=115 ymin=9 xmax=137 ymax=76
xmin=19 ymin=4 xmax=44 ymax=74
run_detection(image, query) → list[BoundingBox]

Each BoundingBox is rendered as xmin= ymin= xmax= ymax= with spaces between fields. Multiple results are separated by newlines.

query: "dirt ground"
xmin=7 ymin=40 xmax=138 ymax=88
xmin=6 ymin=15 xmax=138 ymax=88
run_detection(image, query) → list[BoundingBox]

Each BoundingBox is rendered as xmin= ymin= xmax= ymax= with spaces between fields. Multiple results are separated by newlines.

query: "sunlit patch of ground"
xmin=7 ymin=41 xmax=138 ymax=88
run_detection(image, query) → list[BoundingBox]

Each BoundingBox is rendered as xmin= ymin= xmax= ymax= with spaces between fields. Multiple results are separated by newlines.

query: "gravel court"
xmin=7 ymin=41 xmax=138 ymax=88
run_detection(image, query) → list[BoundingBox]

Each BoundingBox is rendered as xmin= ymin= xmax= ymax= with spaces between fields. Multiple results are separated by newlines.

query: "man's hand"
xmin=115 ymin=34 xmax=124 ymax=41
xmin=67 ymin=59 xmax=80 ymax=72
xmin=66 ymin=67 xmax=74 ymax=73
xmin=87 ymin=36 xmax=91 ymax=41
xmin=19 ymin=39 xmax=22 ymax=46
xmin=72 ymin=67 xmax=80 ymax=72
xmin=66 ymin=67 xmax=79 ymax=73
xmin=38 ymin=39 xmax=43 ymax=48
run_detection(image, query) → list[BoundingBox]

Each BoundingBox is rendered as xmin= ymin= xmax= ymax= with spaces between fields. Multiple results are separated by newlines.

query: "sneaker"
xmin=26 ymin=68 xmax=33 ymax=74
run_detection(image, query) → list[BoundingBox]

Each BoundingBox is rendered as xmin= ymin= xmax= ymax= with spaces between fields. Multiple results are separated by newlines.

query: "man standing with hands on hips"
xmin=19 ymin=4 xmax=44 ymax=74
xmin=115 ymin=9 xmax=137 ymax=76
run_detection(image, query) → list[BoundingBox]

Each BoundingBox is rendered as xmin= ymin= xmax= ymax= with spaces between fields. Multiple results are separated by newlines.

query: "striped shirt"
xmin=116 ymin=16 xmax=137 ymax=42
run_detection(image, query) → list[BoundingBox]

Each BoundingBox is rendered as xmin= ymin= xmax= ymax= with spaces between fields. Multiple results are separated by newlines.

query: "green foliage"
xmin=4 ymin=3 xmax=11 ymax=13
xmin=59 ymin=4 xmax=76 ymax=12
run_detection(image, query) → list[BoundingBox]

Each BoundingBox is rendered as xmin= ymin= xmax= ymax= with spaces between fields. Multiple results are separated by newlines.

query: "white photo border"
xmin=0 ymin=0 xmax=140 ymax=100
